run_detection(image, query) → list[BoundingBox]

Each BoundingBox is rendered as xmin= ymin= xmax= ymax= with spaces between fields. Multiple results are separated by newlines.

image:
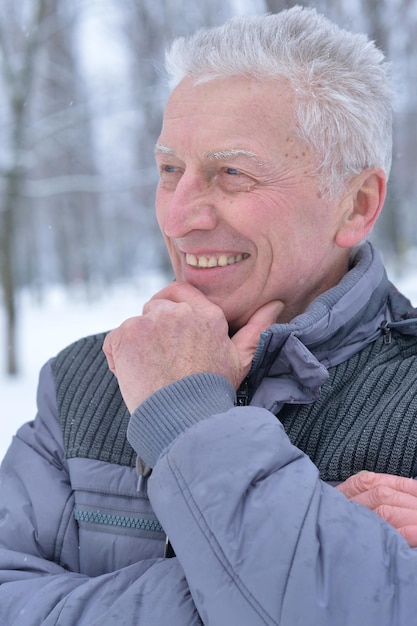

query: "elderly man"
xmin=1 ymin=7 xmax=417 ymax=625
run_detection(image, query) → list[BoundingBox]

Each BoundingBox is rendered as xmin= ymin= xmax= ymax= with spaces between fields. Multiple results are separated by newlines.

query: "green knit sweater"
xmin=52 ymin=330 xmax=417 ymax=482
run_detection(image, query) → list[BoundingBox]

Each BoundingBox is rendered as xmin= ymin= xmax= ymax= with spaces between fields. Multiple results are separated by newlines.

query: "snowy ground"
xmin=0 ymin=264 xmax=416 ymax=463
xmin=0 ymin=273 xmax=167 ymax=462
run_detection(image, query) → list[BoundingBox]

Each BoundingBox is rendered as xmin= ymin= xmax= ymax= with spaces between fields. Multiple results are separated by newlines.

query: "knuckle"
xmin=372 ymin=484 xmax=393 ymax=504
xmin=399 ymin=527 xmax=417 ymax=548
xmin=355 ymin=470 xmax=378 ymax=490
xmin=374 ymin=503 xmax=393 ymax=522
xmin=120 ymin=317 xmax=139 ymax=335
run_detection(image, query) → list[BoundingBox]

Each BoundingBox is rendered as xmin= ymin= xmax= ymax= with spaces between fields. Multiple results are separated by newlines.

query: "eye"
xmin=160 ymin=164 xmax=180 ymax=173
xmin=220 ymin=167 xmax=255 ymax=192
xmin=157 ymin=163 xmax=183 ymax=191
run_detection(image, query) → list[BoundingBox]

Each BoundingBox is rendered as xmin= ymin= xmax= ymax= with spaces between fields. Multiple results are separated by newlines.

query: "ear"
xmin=335 ymin=168 xmax=386 ymax=249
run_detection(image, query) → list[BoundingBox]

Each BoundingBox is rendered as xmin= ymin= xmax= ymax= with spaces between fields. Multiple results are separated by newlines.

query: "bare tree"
xmin=348 ymin=0 xmax=417 ymax=262
xmin=0 ymin=0 xmax=49 ymax=374
xmin=0 ymin=0 xmax=99 ymax=375
xmin=28 ymin=0 xmax=101 ymax=291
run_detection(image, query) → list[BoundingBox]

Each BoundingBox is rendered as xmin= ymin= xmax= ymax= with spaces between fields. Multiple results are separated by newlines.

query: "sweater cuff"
xmin=127 ymin=372 xmax=236 ymax=468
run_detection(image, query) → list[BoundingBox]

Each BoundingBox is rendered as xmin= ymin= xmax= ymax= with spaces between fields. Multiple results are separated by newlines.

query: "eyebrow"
xmin=155 ymin=144 xmax=266 ymax=166
xmin=155 ymin=144 xmax=175 ymax=156
xmin=204 ymin=148 xmax=260 ymax=163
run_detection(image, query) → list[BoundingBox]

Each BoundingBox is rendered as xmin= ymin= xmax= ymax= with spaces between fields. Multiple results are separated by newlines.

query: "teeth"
xmin=186 ymin=253 xmax=248 ymax=268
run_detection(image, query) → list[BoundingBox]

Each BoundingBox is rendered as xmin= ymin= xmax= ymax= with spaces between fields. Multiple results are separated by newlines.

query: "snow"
xmin=0 ymin=264 xmax=416 ymax=464
xmin=0 ymin=273 xmax=167 ymax=463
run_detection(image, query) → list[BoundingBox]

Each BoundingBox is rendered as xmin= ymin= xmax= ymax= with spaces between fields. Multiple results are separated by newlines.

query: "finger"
xmin=232 ymin=300 xmax=284 ymax=370
xmin=142 ymin=298 xmax=180 ymax=316
xmin=371 ymin=505 xmax=417 ymax=548
xmin=398 ymin=525 xmax=417 ymax=548
xmin=146 ymin=281 xmax=209 ymax=307
xmin=102 ymin=332 xmax=117 ymax=375
xmin=349 ymin=486 xmax=417 ymax=512
xmin=374 ymin=504 xmax=417 ymax=528
xmin=336 ymin=471 xmax=417 ymax=500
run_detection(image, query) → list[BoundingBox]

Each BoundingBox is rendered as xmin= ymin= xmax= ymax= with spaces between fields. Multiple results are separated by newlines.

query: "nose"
xmin=160 ymin=171 xmax=219 ymax=239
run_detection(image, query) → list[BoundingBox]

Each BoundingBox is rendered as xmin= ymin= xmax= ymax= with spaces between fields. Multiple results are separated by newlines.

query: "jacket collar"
xmin=248 ymin=241 xmax=417 ymax=411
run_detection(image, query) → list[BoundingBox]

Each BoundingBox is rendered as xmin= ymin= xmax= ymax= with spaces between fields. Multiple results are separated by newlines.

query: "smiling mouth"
xmin=185 ymin=253 xmax=250 ymax=269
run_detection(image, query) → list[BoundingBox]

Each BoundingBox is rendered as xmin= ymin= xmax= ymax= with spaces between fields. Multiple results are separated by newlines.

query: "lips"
xmin=185 ymin=252 xmax=249 ymax=268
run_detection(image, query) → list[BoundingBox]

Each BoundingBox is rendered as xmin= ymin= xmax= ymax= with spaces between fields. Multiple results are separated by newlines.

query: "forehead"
xmin=158 ymin=76 xmax=298 ymax=160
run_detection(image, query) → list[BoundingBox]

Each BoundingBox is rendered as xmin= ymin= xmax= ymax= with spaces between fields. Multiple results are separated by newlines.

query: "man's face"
xmin=155 ymin=76 xmax=350 ymax=331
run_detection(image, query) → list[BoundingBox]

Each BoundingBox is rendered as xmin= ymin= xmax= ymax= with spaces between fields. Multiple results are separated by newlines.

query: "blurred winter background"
xmin=1 ymin=0 xmax=416 ymax=462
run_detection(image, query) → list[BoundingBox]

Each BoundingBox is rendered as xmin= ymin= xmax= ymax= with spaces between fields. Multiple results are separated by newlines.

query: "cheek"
xmin=155 ymin=190 xmax=166 ymax=231
xmin=164 ymin=239 xmax=181 ymax=269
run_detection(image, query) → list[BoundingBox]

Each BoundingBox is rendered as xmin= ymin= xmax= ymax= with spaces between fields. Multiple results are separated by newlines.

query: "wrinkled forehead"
xmin=158 ymin=75 xmax=300 ymax=159
xmin=164 ymin=75 xmax=295 ymax=119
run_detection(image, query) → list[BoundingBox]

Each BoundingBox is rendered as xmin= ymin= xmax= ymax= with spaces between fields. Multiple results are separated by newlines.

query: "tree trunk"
xmin=0 ymin=169 xmax=20 ymax=374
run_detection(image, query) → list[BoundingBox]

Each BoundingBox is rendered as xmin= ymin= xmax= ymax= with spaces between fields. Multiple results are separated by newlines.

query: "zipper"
xmin=136 ymin=456 xmax=152 ymax=495
xmin=235 ymin=380 xmax=249 ymax=406
xmin=379 ymin=320 xmax=392 ymax=345
xmin=164 ymin=536 xmax=176 ymax=558
xmin=74 ymin=508 xmax=164 ymax=533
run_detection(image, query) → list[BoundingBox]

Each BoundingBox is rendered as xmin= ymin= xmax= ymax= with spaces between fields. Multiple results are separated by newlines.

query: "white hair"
xmin=165 ymin=6 xmax=393 ymax=197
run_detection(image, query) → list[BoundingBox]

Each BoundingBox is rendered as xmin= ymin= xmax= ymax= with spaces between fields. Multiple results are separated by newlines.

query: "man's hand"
xmin=336 ymin=471 xmax=417 ymax=547
xmin=103 ymin=281 xmax=283 ymax=413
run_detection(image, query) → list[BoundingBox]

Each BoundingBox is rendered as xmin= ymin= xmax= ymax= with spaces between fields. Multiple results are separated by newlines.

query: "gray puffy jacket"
xmin=1 ymin=242 xmax=417 ymax=625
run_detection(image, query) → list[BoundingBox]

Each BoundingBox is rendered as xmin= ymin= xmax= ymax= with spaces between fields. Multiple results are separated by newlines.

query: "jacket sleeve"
xmin=129 ymin=373 xmax=417 ymax=626
xmin=0 ymin=361 xmax=201 ymax=626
